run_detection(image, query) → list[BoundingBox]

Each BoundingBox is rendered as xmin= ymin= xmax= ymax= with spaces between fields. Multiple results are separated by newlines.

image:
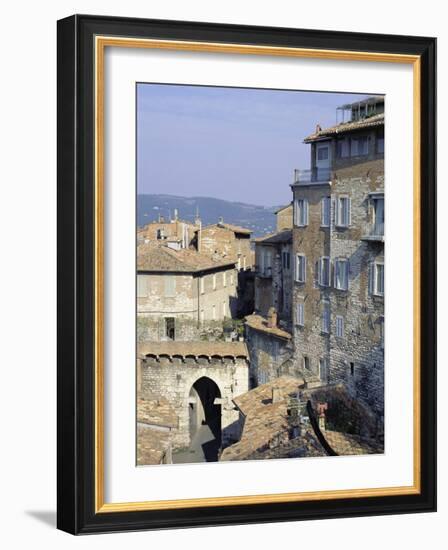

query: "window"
xmin=165 ymin=318 xmax=175 ymax=340
xmin=296 ymin=302 xmax=304 ymax=326
xmin=303 ymin=356 xmax=310 ymax=370
xmin=321 ymin=302 xmax=330 ymax=333
xmin=337 ymin=138 xmax=350 ymax=158
xmin=336 ymin=196 xmax=351 ymax=227
xmin=319 ymin=358 xmax=327 ymax=380
xmin=223 ymin=272 xmax=227 ymax=287
xmin=295 ymin=254 xmax=306 ymax=283
xmin=318 ymin=257 xmax=330 ymax=287
xmin=282 ymin=251 xmax=291 ymax=270
xmin=321 ymin=197 xmax=331 ymax=227
xmin=336 ymin=315 xmax=344 ymax=338
xmin=317 ymin=146 xmax=329 ymax=161
xmin=264 ymin=250 xmax=272 ymax=275
xmin=200 ymin=277 xmax=205 ymax=294
xmin=373 ymin=197 xmax=384 ymax=236
xmin=334 ymin=258 xmax=349 ymax=290
xmin=164 ymin=276 xmax=176 ymax=297
xmin=213 ymin=274 xmax=217 ymax=290
xmin=294 ymin=198 xmax=309 ymax=227
xmin=370 ymin=262 xmax=384 ymax=296
xmin=350 ymin=362 xmax=355 ymax=376
xmin=377 ymin=136 xmax=384 ymax=154
xmin=351 ymin=135 xmax=368 ymax=156
xmin=137 ymin=275 xmax=148 ymax=298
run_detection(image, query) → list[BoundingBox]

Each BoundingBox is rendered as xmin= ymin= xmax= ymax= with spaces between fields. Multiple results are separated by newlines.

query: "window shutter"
xmin=347 ymin=197 xmax=352 ymax=226
xmin=369 ymin=262 xmax=374 ymax=294
xmin=303 ymin=256 xmax=307 ymax=282
xmin=304 ymin=199 xmax=309 ymax=225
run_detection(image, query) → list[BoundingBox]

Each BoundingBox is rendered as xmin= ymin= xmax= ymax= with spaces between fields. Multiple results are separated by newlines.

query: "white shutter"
xmin=304 ymin=199 xmax=309 ymax=225
xmin=368 ymin=262 xmax=374 ymax=294
xmin=347 ymin=197 xmax=352 ymax=226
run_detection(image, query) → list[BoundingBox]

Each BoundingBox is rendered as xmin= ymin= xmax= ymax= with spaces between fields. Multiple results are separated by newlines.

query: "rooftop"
xmin=303 ymin=112 xmax=384 ymax=143
xmin=138 ymin=340 xmax=249 ymax=359
xmin=202 ymin=222 xmax=252 ymax=236
xmin=253 ymin=229 xmax=292 ymax=246
xmin=274 ymin=203 xmax=293 ymax=215
xmin=137 ymin=396 xmax=178 ymax=430
xmin=245 ymin=314 xmax=292 ymax=340
xmin=220 ymin=376 xmax=307 ymax=461
xmin=137 ymin=242 xmax=236 ymax=273
xmin=137 ymin=425 xmax=172 ymax=465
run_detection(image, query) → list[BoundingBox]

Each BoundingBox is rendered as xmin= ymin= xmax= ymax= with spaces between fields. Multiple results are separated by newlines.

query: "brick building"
xmin=137 ymin=210 xmax=198 ymax=250
xmin=291 ymin=96 xmax=384 ymax=420
xmin=198 ymin=219 xmax=254 ymax=270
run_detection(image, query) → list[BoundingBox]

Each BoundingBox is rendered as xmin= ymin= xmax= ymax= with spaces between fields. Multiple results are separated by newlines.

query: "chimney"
xmin=272 ymin=387 xmax=281 ymax=403
xmin=218 ymin=216 xmax=224 ymax=226
xmin=267 ymin=307 xmax=277 ymax=329
xmin=316 ymin=124 xmax=322 ymax=133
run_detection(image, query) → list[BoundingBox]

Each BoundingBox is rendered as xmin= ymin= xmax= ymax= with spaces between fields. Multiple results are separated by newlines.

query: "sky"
xmin=137 ymin=84 xmax=371 ymax=207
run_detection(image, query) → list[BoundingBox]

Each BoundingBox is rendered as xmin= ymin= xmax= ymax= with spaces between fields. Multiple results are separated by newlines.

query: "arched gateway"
xmin=138 ymin=341 xmax=250 ymax=460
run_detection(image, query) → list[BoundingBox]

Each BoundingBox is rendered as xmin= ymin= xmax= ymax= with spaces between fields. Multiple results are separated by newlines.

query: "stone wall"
xmin=140 ymin=355 xmax=249 ymax=448
xmin=245 ymin=327 xmax=295 ymax=386
xmin=292 ymin=133 xmax=384 ymax=419
xmin=276 ymin=203 xmax=293 ymax=231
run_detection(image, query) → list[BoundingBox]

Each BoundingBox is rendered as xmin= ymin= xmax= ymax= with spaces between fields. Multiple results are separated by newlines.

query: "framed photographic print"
xmin=57 ymin=14 xmax=436 ymax=534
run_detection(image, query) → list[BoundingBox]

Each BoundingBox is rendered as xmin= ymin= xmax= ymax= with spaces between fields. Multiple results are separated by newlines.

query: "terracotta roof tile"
xmin=304 ymin=113 xmax=384 ymax=143
xmin=138 ymin=340 xmax=249 ymax=359
xmin=245 ymin=314 xmax=292 ymax=340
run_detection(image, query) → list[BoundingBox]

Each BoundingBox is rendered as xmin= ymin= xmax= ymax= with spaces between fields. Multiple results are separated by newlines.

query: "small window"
xmin=164 ymin=276 xmax=176 ymax=297
xmin=264 ymin=250 xmax=272 ymax=276
xmin=373 ymin=197 xmax=384 ymax=236
xmin=165 ymin=317 xmax=175 ymax=340
xmin=334 ymin=258 xmax=349 ymax=291
xmin=282 ymin=251 xmax=291 ymax=270
xmin=350 ymin=362 xmax=355 ymax=376
xmin=317 ymin=146 xmax=329 ymax=161
xmin=319 ymin=358 xmax=327 ymax=380
xmin=337 ymin=138 xmax=350 ymax=158
xmin=295 ymin=254 xmax=306 ymax=283
xmin=318 ymin=257 xmax=330 ymax=287
xmin=294 ymin=198 xmax=309 ymax=227
xmin=296 ymin=302 xmax=304 ymax=326
xmin=137 ymin=275 xmax=148 ymax=298
xmin=321 ymin=303 xmax=330 ymax=333
xmin=303 ymin=356 xmax=310 ymax=370
xmin=336 ymin=315 xmax=344 ymax=338
xmin=351 ymin=135 xmax=369 ymax=156
xmin=336 ymin=196 xmax=351 ymax=227
xmin=370 ymin=262 xmax=384 ymax=296
xmin=321 ymin=197 xmax=331 ymax=227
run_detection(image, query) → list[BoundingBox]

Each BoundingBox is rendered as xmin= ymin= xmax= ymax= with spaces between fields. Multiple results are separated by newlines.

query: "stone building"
xmin=138 ymin=341 xmax=250 ymax=455
xmin=274 ymin=202 xmax=293 ymax=232
xmin=291 ymin=96 xmax=384 ymax=420
xmin=244 ymin=210 xmax=297 ymax=387
xmin=137 ymin=243 xmax=238 ymax=342
xmin=198 ymin=219 xmax=254 ymax=270
xmin=137 ymin=210 xmax=198 ymax=250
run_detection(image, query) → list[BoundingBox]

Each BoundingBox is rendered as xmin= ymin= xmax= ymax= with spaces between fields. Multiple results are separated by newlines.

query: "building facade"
xmin=291 ymin=96 xmax=384 ymax=420
xmin=137 ymin=244 xmax=238 ymax=342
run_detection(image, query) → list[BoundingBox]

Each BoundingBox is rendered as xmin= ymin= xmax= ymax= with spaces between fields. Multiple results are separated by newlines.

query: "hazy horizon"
xmin=137 ymin=84 xmax=375 ymax=207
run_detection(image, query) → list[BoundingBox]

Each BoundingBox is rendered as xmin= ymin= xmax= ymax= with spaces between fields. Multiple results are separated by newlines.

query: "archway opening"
xmin=188 ymin=377 xmax=221 ymax=461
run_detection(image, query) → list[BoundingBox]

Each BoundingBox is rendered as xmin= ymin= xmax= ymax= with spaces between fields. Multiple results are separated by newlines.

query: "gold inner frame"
xmin=94 ymin=36 xmax=421 ymax=513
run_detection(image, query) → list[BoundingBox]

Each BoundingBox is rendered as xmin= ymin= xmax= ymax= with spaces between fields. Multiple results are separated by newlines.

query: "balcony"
xmin=293 ymin=167 xmax=332 ymax=185
xmin=362 ymin=223 xmax=384 ymax=242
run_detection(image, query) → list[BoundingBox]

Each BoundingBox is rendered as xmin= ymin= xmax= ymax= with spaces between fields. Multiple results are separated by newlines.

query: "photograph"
xmin=135 ymin=84 xmax=385 ymax=466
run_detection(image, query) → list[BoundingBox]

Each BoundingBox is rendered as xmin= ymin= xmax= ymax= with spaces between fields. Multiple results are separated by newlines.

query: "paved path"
xmin=172 ymin=425 xmax=220 ymax=464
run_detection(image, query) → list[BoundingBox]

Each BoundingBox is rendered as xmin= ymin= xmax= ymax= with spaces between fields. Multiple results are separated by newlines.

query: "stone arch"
xmin=188 ymin=376 xmax=222 ymax=455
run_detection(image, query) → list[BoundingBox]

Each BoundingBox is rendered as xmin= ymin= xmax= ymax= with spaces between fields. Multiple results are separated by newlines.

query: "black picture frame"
xmin=57 ymin=14 xmax=436 ymax=534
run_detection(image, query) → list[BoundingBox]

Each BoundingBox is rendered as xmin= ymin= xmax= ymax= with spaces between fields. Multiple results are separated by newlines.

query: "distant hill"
xmin=137 ymin=194 xmax=284 ymax=237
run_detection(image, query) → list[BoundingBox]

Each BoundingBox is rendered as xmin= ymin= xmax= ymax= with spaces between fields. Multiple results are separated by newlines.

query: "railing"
xmin=362 ymin=223 xmax=384 ymax=241
xmin=293 ymin=167 xmax=332 ymax=184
